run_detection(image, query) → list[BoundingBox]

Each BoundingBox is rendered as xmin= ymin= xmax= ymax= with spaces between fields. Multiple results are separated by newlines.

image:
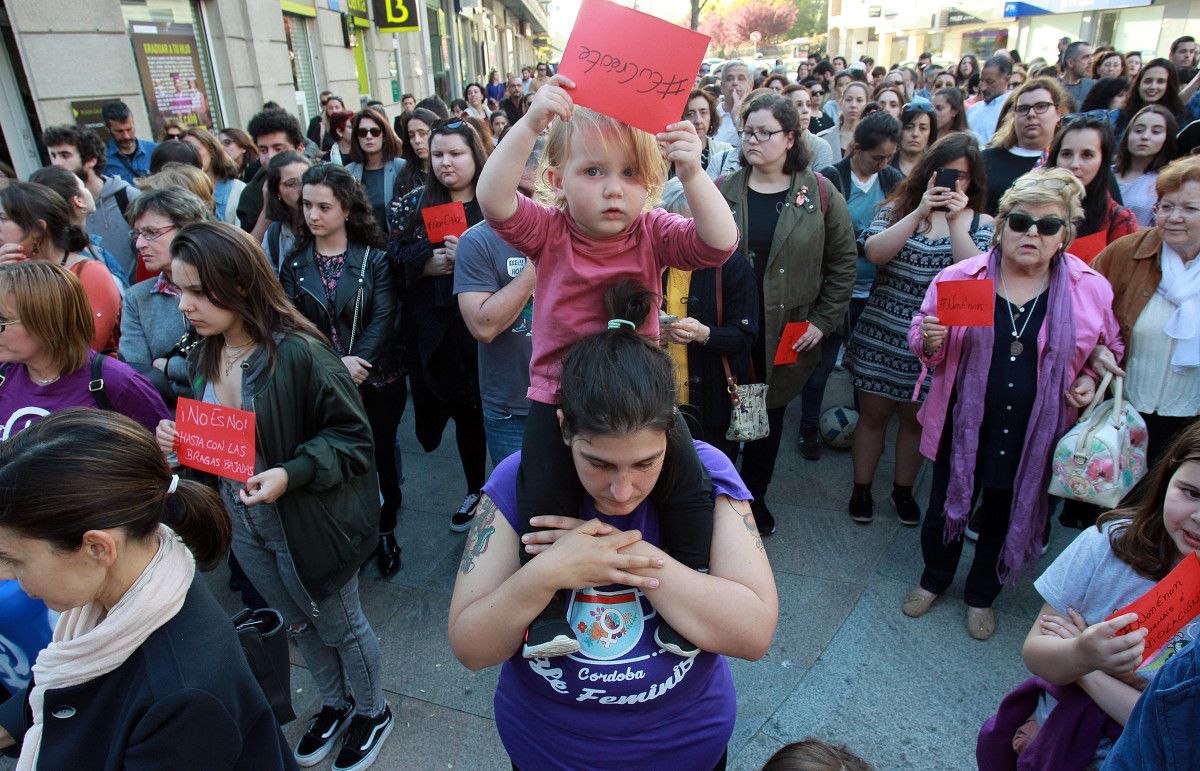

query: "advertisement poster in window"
xmin=128 ymin=22 xmax=214 ymax=138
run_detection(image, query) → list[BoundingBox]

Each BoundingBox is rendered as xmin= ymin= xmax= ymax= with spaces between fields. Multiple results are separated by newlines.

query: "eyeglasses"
xmin=220 ymin=137 xmax=236 ymax=146
xmin=0 ymin=318 xmax=20 ymax=334
xmin=1015 ymin=101 xmax=1056 ymax=117
xmin=740 ymin=128 xmax=786 ymax=143
xmin=1153 ymin=201 xmax=1200 ymax=218
xmin=1006 ymin=212 xmax=1066 ymax=236
xmin=1061 ymin=109 xmax=1110 ymax=126
xmin=130 ymin=224 xmax=178 ymax=242
xmin=357 ymin=127 xmax=383 ymax=138
xmin=1011 ymin=175 xmax=1074 ymax=192
xmin=810 ymin=89 xmax=825 ymax=96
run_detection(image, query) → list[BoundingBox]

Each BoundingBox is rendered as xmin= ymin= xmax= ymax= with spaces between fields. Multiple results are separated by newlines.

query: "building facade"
xmin=0 ymin=0 xmax=548 ymax=177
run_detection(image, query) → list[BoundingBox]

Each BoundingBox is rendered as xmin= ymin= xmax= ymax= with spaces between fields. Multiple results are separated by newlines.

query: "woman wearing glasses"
xmin=1043 ymin=114 xmax=1137 ymax=264
xmin=903 ymin=168 xmax=1121 ymax=640
xmin=261 ymin=151 xmax=313 ymax=270
xmin=719 ymin=92 xmax=857 ymax=533
xmin=1089 ymin=155 xmax=1200 ymax=468
xmin=981 ymin=77 xmax=1071 ymax=215
xmin=119 ymin=188 xmax=210 ymax=403
xmin=345 ymin=107 xmax=407 ymax=239
xmin=892 ymin=98 xmax=938 ymax=176
xmin=388 ymin=119 xmax=490 ymax=533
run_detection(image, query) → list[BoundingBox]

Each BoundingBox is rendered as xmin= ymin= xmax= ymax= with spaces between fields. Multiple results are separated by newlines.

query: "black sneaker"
xmin=655 ymin=620 xmax=700 ymax=658
xmin=849 ymin=487 xmax=874 ymax=524
xmin=751 ymin=499 xmax=776 ymax=536
xmin=332 ymin=705 xmax=394 ymax=771
xmin=797 ymin=423 xmax=822 ymax=461
xmin=522 ymin=615 xmax=580 ymax=658
xmin=295 ymin=699 xmax=356 ymax=767
xmin=450 ymin=492 xmax=481 ymax=533
xmin=891 ymin=489 xmax=922 ymax=527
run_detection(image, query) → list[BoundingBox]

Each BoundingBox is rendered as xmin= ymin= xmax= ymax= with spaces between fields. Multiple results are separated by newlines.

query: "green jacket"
xmin=192 ymin=332 xmax=378 ymax=605
xmin=719 ymin=167 xmax=857 ymax=409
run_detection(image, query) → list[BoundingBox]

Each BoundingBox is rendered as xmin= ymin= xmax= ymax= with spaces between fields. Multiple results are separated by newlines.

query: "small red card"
xmin=174 ymin=397 xmax=256 ymax=483
xmin=1107 ymin=551 xmax=1200 ymax=663
xmin=556 ymin=0 xmax=711 ymax=135
xmin=773 ymin=321 xmax=811 ymax=365
xmin=421 ymin=201 xmax=469 ymax=243
xmin=935 ymin=279 xmax=995 ymax=327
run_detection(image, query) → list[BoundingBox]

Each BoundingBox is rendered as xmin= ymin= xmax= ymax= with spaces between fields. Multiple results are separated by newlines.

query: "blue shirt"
xmin=847 ymin=174 xmax=885 ymax=298
xmin=105 ymin=138 xmax=157 ymax=183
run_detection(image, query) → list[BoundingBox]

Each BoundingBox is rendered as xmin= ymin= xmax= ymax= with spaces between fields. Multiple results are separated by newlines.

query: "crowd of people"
xmin=0 ymin=30 xmax=1197 ymax=771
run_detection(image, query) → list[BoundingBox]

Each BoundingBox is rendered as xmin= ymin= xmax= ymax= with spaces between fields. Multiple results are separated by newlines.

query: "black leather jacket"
xmin=280 ymin=239 xmax=401 ymax=383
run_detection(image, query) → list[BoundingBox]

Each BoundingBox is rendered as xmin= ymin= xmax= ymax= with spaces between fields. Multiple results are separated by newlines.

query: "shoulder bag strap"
xmin=90 ymin=353 xmax=113 ymax=411
xmin=716 ymin=266 xmax=741 ymax=405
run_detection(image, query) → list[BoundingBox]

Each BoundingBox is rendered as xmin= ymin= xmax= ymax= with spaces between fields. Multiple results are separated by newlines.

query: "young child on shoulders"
xmin=476 ymin=74 xmax=738 ymax=659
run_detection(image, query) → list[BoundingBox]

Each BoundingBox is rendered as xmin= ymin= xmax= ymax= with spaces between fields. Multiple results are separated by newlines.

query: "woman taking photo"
xmin=892 ymin=97 xmax=938 ymax=176
xmin=902 ymin=168 xmax=1122 ymax=641
xmin=393 ymin=107 xmax=438 ymax=199
xmin=782 ymin=84 xmax=835 ymax=171
xmin=0 ymin=182 xmax=121 ymax=352
xmin=1115 ymin=104 xmax=1179 ymax=226
xmin=845 ymin=133 xmax=993 ymax=526
xmin=1044 ymin=115 xmax=1137 ymax=263
xmin=0 ymin=261 xmax=167 ymax=437
xmin=447 ymin=282 xmax=777 ymax=770
xmin=158 ymin=222 xmax=393 ymax=770
xmin=281 ymin=163 xmax=404 ymax=578
xmin=0 ymin=410 xmax=292 ymax=768
xmin=388 ymin=119 xmax=489 ymax=532
xmin=219 ymin=127 xmax=258 ymax=183
xmin=261 ymin=151 xmax=313 ymax=270
xmin=119 ymin=188 xmax=210 ymax=403
xmin=1111 ymin=58 xmax=1187 ymax=138
xmin=1090 ymin=155 xmax=1200 ymax=467
xmin=720 ymin=92 xmax=857 ymax=533
xmin=345 ymin=107 xmax=406 ymax=238
xmin=932 ymin=87 xmax=970 ymax=137
xmin=817 ymin=80 xmax=870 ymax=159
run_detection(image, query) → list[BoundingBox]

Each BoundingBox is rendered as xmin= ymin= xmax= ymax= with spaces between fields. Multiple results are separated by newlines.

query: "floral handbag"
xmin=1048 ymin=373 xmax=1148 ymax=508
xmin=715 ymin=266 xmax=769 ymax=442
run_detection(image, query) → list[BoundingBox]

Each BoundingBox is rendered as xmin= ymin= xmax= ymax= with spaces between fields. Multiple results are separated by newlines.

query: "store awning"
xmin=494 ymin=0 xmax=549 ymax=34
xmin=1004 ymin=0 xmax=1151 ymax=17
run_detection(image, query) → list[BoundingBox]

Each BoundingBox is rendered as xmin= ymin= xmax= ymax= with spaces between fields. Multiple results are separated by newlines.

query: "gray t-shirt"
xmin=452 ymin=222 xmax=533 ymax=416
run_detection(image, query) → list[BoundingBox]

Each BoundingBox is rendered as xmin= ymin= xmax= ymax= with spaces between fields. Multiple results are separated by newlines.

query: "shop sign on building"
xmin=375 ymin=0 xmax=420 ymax=31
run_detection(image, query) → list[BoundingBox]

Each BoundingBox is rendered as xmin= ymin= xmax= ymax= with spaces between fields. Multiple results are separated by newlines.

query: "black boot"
xmin=377 ymin=531 xmax=401 ymax=578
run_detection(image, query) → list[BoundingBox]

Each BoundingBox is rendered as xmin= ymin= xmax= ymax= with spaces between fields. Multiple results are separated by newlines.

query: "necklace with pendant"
xmin=999 ymin=267 xmax=1048 ymax=360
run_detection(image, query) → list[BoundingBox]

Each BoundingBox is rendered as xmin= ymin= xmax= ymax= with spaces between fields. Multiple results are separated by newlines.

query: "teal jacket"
xmin=192 ymin=332 xmax=377 ymax=605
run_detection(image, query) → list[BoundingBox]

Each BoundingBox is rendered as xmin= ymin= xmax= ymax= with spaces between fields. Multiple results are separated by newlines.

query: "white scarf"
xmin=18 ymin=525 xmax=195 ymax=770
xmin=1159 ymin=243 xmax=1200 ymax=370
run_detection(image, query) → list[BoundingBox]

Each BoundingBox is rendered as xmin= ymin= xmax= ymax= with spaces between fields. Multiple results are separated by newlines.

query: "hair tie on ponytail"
xmin=607 ymin=319 xmax=636 ymax=331
xmin=167 ymin=474 xmax=180 ymax=495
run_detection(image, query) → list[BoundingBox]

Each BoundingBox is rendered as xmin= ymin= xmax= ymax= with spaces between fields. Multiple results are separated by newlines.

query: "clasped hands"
xmin=522 ymin=515 xmax=665 ymax=591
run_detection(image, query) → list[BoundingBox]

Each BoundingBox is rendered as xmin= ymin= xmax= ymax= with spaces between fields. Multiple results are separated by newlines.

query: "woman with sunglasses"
xmin=388 ymin=119 xmax=490 ymax=533
xmin=345 ymin=107 xmax=406 ymax=240
xmin=1110 ymin=58 xmax=1187 ymax=139
xmin=1044 ymin=114 xmax=1137 ymax=264
xmin=892 ymin=98 xmax=938 ymax=176
xmin=393 ymin=107 xmax=438 ymax=199
xmin=904 ymin=168 xmax=1121 ymax=641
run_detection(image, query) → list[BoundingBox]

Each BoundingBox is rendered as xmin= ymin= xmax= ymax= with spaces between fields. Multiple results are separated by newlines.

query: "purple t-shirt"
xmin=0 ymin=352 xmax=170 ymax=439
xmin=484 ymin=441 xmax=749 ymax=770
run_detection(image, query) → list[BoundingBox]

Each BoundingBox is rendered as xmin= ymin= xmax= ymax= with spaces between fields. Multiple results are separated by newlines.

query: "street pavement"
xmin=201 ymin=369 xmax=1077 ymax=769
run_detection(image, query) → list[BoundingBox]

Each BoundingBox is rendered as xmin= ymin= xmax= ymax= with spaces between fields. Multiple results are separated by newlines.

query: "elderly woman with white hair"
xmin=901 ymin=168 xmax=1123 ymax=641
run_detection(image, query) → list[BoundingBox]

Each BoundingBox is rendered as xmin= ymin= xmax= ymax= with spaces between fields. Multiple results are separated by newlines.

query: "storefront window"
xmin=283 ymin=14 xmax=319 ymax=123
xmin=121 ymin=0 xmax=221 ymax=138
xmin=962 ymin=29 xmax=1009 ymax=59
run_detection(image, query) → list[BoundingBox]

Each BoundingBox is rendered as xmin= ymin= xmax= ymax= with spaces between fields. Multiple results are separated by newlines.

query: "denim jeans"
xmin=220 ymin=480 xmax=385 ymax=717
xmin=482 ymin=407 xmax=527 ymax=468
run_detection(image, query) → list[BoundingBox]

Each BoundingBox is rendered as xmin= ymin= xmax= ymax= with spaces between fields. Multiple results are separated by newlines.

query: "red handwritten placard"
xmin=174 ymin=397 xmax=256 ymax=483
xmin=557 ymin=0 xmax=711 ymax=136
xmin=421 ymin=201 xmax=468 ymax=243
xmin=773 ymin=321 xmax=811 ymax=366
xmin=936 ymin=279 xmax=995 ymax=327
xmin=1107 ymin=551 xmax=1200 ymax=663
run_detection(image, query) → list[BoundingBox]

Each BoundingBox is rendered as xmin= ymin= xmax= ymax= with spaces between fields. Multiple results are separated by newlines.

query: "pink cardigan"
xmin=907 ymin=251 xmax=1124 ymax=461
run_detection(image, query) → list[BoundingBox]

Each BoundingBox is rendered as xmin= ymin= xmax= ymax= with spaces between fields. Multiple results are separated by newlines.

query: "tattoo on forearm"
xmin=732 ymin=499 xmax=764 ymax=551
xmin=459 ymin=496 xmax=498 ymax=574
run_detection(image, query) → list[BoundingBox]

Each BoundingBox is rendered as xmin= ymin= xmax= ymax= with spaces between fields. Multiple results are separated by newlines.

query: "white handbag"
xmin=1048 ymin=373 xmax=1149 ymax=509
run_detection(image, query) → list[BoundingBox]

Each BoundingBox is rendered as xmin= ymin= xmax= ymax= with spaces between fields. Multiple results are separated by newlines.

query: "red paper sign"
xmin=935 ymin=279 xmax=995 ymax=327
xmin=557 ymin=0 xmax=711 ymax=135
xmin=773 ymin=321 xmax=811 ymax=366
xmin=1107 ymin=551 xmax=1200 ymax=663
xmin=421 ymin=201 xmax=468 ymax=243
xmin=174 ymin=397 xmax=256 ymax=482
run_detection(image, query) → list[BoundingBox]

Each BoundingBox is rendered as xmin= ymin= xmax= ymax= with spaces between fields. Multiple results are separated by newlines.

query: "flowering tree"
xmin=731 ymin=0 xmax=798 ymax=44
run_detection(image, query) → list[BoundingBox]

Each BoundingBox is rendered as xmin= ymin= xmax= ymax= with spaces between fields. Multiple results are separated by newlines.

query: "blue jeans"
xmin=220 ymin=480 xmax=385 ymax=717
xmin=482 ymin=407 xmax=527 ymax=467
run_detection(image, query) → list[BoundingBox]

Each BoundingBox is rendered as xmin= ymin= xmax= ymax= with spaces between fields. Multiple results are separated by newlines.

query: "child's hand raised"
xmin=522 ymin=75 xmax=576 ymax=134
xmin=657 ymin=121 xmax=704 ymax=182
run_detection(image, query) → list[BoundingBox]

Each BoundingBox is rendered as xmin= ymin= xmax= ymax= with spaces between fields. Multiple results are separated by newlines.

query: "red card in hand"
xmin=773 ymin=321 xmax=810 ymax=365
xmin=935 ymin=278 xmax=995 ymax=327
xmin=421 ymin=201 xmax=468 ymax=243
xmin=1106 ymin=551 xmax=1200 ymax=663
xmin=174 ymin=397 xmax=256 ymax=483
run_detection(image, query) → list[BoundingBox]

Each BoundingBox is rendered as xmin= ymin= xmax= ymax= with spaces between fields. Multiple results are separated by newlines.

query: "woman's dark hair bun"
xmin=603 ymin=278 xmax=656 ymax=332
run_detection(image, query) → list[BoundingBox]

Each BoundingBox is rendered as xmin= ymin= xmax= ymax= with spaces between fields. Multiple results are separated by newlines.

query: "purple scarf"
xmin=944 ymin=248 xmax=1075 ymax=581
